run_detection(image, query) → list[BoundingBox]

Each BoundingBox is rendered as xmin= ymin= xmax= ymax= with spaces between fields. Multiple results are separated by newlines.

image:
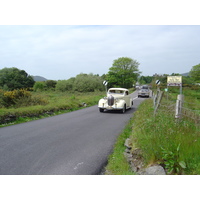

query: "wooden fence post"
xmin=175 ymin=94 xmax=184 ymax=119
xmin=154 ymin=91 xmax=163 ymax=115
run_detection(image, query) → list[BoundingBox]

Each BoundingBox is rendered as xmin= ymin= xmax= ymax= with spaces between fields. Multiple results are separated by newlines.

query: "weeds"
xmin=161 ymin=144 xmax=186 ymax=174
xmin=0 ymin=91 xmax=105 ymax=126
xmin=130 ymin=97 xmax=200 ymax=175
xmin=105 ymin=118 xmax=136 ymax=175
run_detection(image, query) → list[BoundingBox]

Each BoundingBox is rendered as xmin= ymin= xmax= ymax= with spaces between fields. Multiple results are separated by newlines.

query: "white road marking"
xmin=74 ymin=162 xmax=84 ymax=170
xmin=132 ymin=97 xmax=138 ymax=100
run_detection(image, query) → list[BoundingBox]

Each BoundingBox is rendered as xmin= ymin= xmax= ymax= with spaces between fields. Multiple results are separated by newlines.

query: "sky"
xmin=1 ymin=1 xmax=200 ymax=198
xmin=0 ymin=25 xmax=200 ymax=80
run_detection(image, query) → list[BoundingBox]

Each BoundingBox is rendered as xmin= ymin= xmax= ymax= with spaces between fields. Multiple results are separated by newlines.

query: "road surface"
xmin=0 ymin=91 xmax=145 ymax=175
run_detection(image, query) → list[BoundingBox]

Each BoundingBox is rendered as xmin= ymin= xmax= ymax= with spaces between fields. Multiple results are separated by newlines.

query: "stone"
xmin=124 ymin=138 xmax=132 ymax=149
xmin=143 ymin=165 xmax=166 ymax=175
xmin=123 ymin=152 xmax=132 ymax=162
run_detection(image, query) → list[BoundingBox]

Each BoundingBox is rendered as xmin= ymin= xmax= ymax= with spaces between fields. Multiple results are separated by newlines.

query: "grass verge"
xmin=105 ymin=93 xmax=200 ymax=175
xmin=105 ymin=117 xmax=136 ymax=175
xmin=0 ymin=91 xmax=105 ymax=127
xmin=130 ymin=98 xmax=200 ymax=175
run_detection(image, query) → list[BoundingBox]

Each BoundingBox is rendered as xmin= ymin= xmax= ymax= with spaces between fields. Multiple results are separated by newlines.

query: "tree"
xmin=190 ymin=64 xmax=200 ymax=83
xmin=73 ymin=73 xmax=104 ymax=92
xmin=55 ymin=78 xmax=75 ymax=92
xmin=33 ymin=82 xmax=47 ymax=92
xmin=107 ymin=57 xmax=140 ymax=88
xmin=139 ymin=76 xmax=153 ymax=85
xmin=45 ymin=80 xmax=57 ymax=90
xmin=0 ymin=67 xmax=35 ymax=90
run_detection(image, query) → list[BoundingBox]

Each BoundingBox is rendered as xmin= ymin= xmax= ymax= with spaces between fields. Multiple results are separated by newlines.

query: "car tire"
xmin=121 ymin=104 xmax=126 ymax=113
xmin=99 ymin=108 xmax=104 ymax=113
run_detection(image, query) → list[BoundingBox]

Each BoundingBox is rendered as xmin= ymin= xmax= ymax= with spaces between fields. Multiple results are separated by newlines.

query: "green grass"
xmin=0 ymin=91 xmax=105 ymax=127
xmin=130 ymin=98 xmax=200 ymax=174
xmin=105 ymin=87 xmax=200 ymax=175
xmin=105 ymin=118 xmax=136 ymax=175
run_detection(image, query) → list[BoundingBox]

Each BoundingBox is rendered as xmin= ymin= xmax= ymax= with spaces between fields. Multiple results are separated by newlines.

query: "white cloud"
xmin=0 ymin=25 xmax=199 ymax=80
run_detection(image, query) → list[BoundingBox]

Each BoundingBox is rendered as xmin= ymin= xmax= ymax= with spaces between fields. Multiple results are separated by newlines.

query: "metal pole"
xmin=180 ymin=84 xmax=182 ymax=95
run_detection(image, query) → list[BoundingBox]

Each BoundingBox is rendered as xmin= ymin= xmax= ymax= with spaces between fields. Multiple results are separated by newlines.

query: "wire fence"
xmin=153 ymin=90 xmax=200 ymax=128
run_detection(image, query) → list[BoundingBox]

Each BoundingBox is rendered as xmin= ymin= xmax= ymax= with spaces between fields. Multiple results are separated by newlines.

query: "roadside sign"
xmin=103 ymin=81 xmax=108 ymax=86
xmin=167 ymin=76 xmax=183 ymax=94
xmin=156 ymin=80 xmax=160 ymax=85
xmin=167 ymin=76 xmax=182 ymax=86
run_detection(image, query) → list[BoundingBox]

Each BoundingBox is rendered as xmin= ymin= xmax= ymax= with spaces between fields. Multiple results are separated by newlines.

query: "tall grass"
xmin=131 ymin=98 xmax=200 ymax=174
xmin=0 ymin=91 xmax=105 ymax=126
xmin=105 ymin=118 xmax=136 ymax=175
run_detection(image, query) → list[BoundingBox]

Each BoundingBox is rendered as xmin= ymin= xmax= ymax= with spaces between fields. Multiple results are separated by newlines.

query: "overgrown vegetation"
xmin=105 ymin=117 xmax=136 ymax=175
xmin=33 ymin=73 xmax=105 ymax=93
xmin=130 ymin=97 xmax=200 ymax=175
xmin=0 ymin=91 xmax=105 ymax=126
xmin=0 ymin=89 xmax=48 ymax=108
xmin=0 ymin=68 xmax=107 ymax=126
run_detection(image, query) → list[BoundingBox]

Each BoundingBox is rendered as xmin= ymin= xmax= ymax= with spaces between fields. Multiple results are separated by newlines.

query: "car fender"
xmin=117 ymin=99 xmax=126 ymax=108
xmin=98 ymin=98 xmax=107 ymax=107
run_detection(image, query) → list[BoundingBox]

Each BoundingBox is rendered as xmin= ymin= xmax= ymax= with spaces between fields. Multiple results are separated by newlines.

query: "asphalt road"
xmin=0 ymin=91 xmax=145 ymax=175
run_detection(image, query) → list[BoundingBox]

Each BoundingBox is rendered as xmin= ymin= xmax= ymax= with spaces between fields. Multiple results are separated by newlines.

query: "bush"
xmin=73 ymin=73 xmax=104 ymax=92
xmin=55 ymin=79 xmax=74 ymax=92
xmin=45 ymin=80 xmax=57 ymax=90
xmin=33 ymin=82 xmax=47 ymax=92
xmin=0 ymin=89 xmax=48 ymax=108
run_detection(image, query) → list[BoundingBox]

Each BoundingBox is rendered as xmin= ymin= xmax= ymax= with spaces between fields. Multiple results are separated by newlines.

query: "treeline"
xmin=0 ymin=57 xmax=141 ymax=95
xmin=138 ymin=63 xmax=200 ymax=88
xmin=0 ymin=67 xmax=35 ymax=91
xmin=33 ymin=73 xmax=105 ymax=92
xmin=138 ymin=73 xmax=197 ymax=89
xmin=0 ymin=67 xmax=105 ymax=93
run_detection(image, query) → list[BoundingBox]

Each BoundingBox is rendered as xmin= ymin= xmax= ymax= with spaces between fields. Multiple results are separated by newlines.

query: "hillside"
xmin=32 ymin=76 xmax=48 ymax=82
xmin=181 ymin=72 xmax=189 ymax=76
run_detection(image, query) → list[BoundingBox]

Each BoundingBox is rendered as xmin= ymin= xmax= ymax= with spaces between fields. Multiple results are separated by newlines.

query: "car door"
xmin=124 ymin=91 xmax=130 ymax=107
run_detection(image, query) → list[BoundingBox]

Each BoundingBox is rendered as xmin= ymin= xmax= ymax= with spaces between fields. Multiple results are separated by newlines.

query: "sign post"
xmin=156 ymin=79 xmax=161 ymax=91
xmin=167 ymin=76 xmax=183 ymax=119
xmin=103 ymin=80 xmax=108 ymax=94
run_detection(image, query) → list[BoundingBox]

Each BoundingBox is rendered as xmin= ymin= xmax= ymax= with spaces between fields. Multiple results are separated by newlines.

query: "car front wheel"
xmin=99 ymin=108 xmax=104 ymax=113
xmin=121 ymin=104 xmax=126 ymax=113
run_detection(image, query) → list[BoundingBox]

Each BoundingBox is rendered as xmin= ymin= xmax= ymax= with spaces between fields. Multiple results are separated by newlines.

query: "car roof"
xmin=108 ymin=88 xmax=129 ymax=91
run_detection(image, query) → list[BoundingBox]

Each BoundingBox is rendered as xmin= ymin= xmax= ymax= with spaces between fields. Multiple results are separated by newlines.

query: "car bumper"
xmin=98 ymin=106 xmax=124 ymax=110
xmin=138 ymin=93 xmax=149 ymax=97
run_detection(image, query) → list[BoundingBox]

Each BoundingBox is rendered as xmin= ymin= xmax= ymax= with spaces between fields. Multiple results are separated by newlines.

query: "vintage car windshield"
xmin=108 ymin=90 xmax=125 ymax=95
xmin=141 ymin=85 xmax=149 ymax=89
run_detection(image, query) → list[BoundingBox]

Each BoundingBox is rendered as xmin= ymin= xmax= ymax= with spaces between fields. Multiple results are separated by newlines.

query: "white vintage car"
xmin=98 ymin=88 xmax=133 ymax=113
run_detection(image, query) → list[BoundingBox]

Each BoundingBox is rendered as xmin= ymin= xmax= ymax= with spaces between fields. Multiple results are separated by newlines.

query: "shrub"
xmin=33 ymin=82 xmax=47 ymax=92
xmin=1 ymin=89 xmax=31 ymax=107
xmin=55 ymin=79 xmax=74 ymax=92
xmin=73 ymin=73 xmax=104 ymax=92
xmin=0 ymin=89 xmax=48 ymax=108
